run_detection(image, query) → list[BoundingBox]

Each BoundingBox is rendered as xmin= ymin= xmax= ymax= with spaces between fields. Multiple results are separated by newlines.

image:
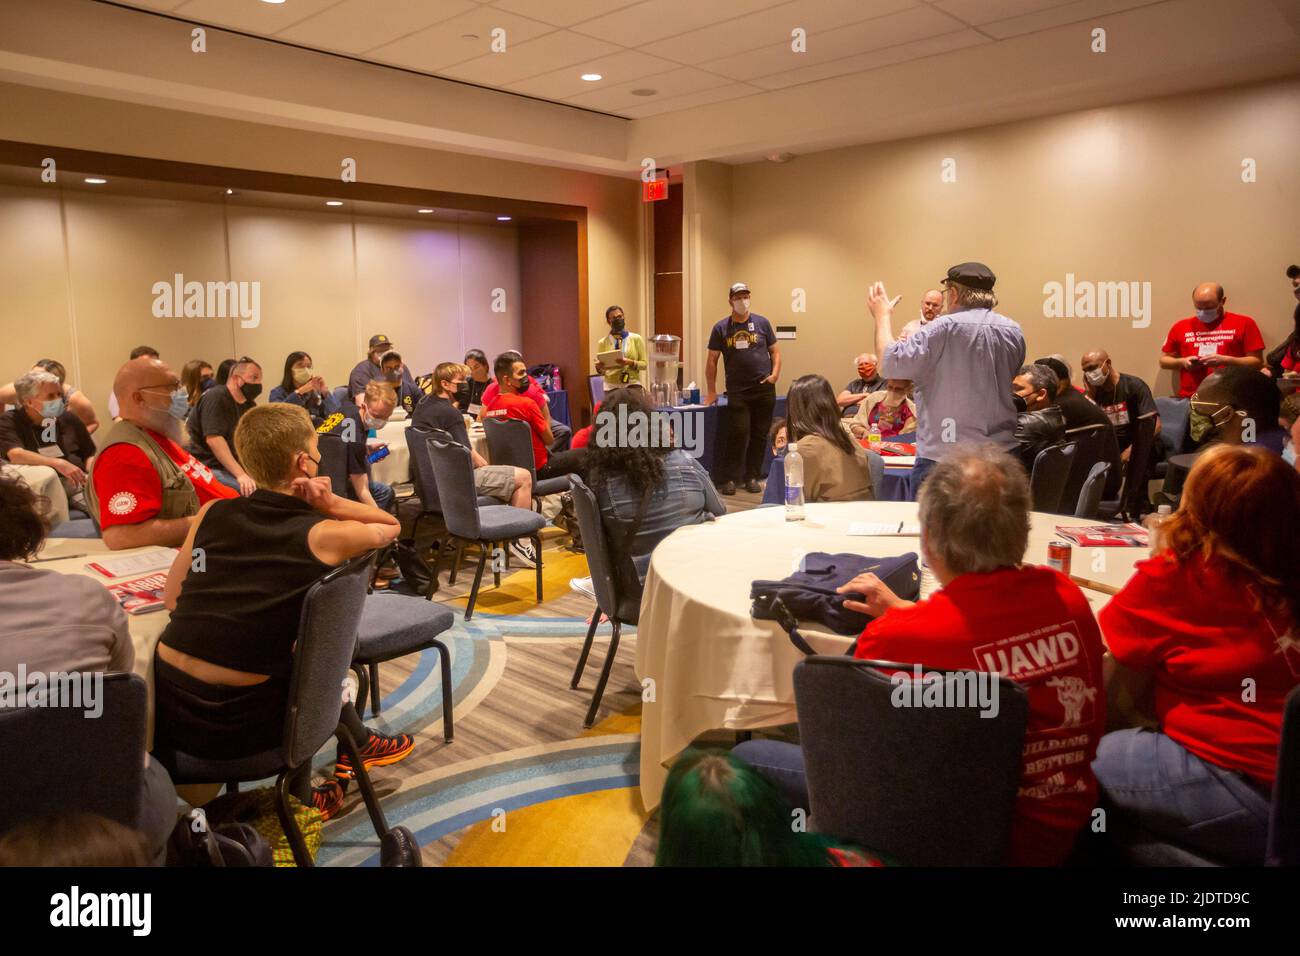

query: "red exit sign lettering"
xmin=642 ymin=178 xmax=668 ymax=202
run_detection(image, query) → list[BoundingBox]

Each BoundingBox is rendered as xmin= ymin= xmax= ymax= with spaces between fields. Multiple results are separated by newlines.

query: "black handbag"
xmin=167 ymin=809 xmax=273 ymax=867
xmin=388 ymin=539 xmax=433 ymax=595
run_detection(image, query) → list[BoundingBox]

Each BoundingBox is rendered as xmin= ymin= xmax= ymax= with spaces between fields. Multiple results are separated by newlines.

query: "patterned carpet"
xmin=309 ymin=486 xmax=764 ymax=867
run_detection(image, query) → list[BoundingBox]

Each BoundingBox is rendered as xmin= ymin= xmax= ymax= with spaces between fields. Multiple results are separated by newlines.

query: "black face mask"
xmin=455 ymin=381 xmax=471 ymax=400
xmin=1012 ymin=393 xmax=1028 ymax=414
xmin=240 ymin=382 xmax=262 ymax=403
xmin=609 ymin=316 xmax=626 ymax=334
xmin=200 ymin=376 xmax=217 ymax=392
xmin=514 ymin=374 xmax=529 ymax=391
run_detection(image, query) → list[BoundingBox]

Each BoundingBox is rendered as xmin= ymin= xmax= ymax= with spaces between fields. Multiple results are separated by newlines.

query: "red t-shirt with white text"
xmin=481 ymin=376 xmax=547 ymax=415
xmin=855 ymin=565 xmax=1105 ymax=866
xmin=484 ymin=393 xmax=550 ymax=470
xmin=92 ymin=429 xmax=237 ymax=527
xmin=1161 ymin=312 xmax=1265 ymax=397
xmin=1100 ymin=552 xmax=1300 ymax=784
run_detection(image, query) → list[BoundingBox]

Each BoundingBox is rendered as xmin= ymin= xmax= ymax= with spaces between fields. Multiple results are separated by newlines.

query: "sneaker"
xmin=335 ymin=731 xmax=415 ymax=782
xmin=312 ymin=780 xmax=345 ymax=821
xmin=508 ymin=539 xmax=538 ymax=568
xmin=743 ymin=479 xmax=762 ymax=494
xmin=569 ymin=576 xmax=596 ymax=600
xmin=718 ymin=481 xmax=737 ymax=495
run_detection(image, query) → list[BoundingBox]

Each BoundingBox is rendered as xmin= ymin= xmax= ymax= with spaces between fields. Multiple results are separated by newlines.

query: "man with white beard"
xmin=87 ymin=357 xmax=238 ymax=550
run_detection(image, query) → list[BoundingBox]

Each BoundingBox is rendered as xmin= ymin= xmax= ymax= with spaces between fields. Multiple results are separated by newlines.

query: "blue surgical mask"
xmin=1285 ymin=442 xmax=1297 ymax=467
xmin=169 ymin=387 xmax=190 ymax=419
xmin=40 ymin=398 xmax=65 ymax=418
xmin=1195 ymin=308 xmax=1220 ymax=324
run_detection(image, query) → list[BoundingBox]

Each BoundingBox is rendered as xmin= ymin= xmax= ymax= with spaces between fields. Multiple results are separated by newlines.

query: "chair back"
xmin=1059 ymin=424 xmax=1106 ymax=515
xmin=405 ymin=425 xmax=448 ymax=513
xmin=1029 ymin=440 xmax=1077 ymax=513
xmin=1074 ymin=461 xmax=1110 ymax=518
xmin=567 ymin=476 xmax=627 ymax=621
xmin=589 ymin=374 xmax=605 ymax=408
xmin=762 ymin=457 xmax=785 ymax=506
xmin=282 ymin=551 xmax=375 ymax=769
xmin=794 ymin=656 xmax=1028 ymax=865
xmin=865 ymin=449 xmax=885 ymax=499
xmin=1266 ymin=684 xmax=1300 ymax=866
xmin=427 ymin=437 xmax=483 ymax=540
xmin=332 ymin=385 xmax=351 ymax=407
xmin=316 ymin=432 xmax=351 ymax=498
xmin=1119 ymin=413 xmax=1158 ymax=521
xmin=1154 ymin=396 xmax=1187 ymax=459
xmin=483 ymin=417 xmax=539 ymax=481
xmin=0 ymin=672 xmax=146 ymax=834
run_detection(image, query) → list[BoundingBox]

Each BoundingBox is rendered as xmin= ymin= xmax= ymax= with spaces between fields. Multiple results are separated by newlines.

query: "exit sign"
xmin=642 ymin=178 xmax=668 ymax=202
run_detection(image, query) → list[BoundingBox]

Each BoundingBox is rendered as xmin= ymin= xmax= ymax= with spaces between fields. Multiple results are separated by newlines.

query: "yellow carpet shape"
xmin=450 ymin=550 xmax=592 ymax=615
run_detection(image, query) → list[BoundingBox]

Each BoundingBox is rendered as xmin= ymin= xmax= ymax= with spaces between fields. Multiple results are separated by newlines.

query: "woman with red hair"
xmin=1095 ymin=444 xmax=1300 ymax=863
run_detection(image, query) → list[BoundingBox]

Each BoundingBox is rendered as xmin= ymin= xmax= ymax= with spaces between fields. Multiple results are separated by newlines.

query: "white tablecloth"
xmin=634 ymin=501 xmax=1147 ymax=810
xmin=371 ymin=418 xmax=489 ymax=486
xmin=33 ymin=538 xmax=172 ymax=748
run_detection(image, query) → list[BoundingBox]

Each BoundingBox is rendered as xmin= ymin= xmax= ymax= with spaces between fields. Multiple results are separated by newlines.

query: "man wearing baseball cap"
xmin=348 ymin=334 xmax=417 ymax=403
xmin=868 ymin=262 xmax=1025 ymax=493
xmin=705 ymin=282 xmax=782 ymax=495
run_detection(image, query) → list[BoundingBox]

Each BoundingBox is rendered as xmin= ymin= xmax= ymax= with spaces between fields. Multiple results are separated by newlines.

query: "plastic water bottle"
xmin=1144 ymin=504 xmax=1172 ymax=556
xmin=784 ymin=442 xmax=805 ymax=522
xmin=867 ymin=422 xmax=882 ymax=453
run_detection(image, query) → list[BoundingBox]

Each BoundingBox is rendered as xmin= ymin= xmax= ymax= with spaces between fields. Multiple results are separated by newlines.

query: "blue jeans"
xmin=907 ymin=457 xmax=937 ymax=501
xmin=732 ymin=739 xmax=809 ymax=813
xmin=369 ymin=480 xmax=394 ymax=513
xmin=1093 ymin=727 xmax=1271 ymax=865
xmin=212 ymin=468 xmax=240 ymax=493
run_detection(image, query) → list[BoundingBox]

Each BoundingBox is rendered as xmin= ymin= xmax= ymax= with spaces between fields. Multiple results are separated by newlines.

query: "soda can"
xmin=1047 ymin=540 xmax=1072 ymax=575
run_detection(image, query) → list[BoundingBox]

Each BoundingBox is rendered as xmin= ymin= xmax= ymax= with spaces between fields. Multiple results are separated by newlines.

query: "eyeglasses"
xmin=139 ymin=381 xmax=181 ymax=392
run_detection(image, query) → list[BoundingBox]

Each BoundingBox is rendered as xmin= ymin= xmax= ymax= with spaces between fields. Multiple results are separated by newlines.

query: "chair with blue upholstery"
xmin=427 ymin=436 xmax=546 ymax=620
xmin=352 ymin=594 xmax=455 ymax=740
xmin=1029 ymin=441 xmax=1078 ymax=514
xmin=482 ymin=417 xmax=570 ymax=510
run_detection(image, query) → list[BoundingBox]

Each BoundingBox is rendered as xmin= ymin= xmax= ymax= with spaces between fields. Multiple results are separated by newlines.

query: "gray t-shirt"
xmin=0 ymin=562 xmax=133 ymax=675
xmin=880 ymin=308 xmax=1025 ymax=461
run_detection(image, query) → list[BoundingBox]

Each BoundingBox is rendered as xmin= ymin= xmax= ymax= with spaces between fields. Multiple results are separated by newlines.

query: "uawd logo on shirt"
xmin=973 ymin=621 xmax=1098 ymax=731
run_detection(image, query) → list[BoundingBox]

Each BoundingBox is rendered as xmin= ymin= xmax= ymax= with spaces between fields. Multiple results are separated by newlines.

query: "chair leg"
xmin=450 ymin=541 xmax=465 ymax=585
xmin=431 ymin=638 xmax=454 ymax=743
xmin=464 ymin=547 xmax=489 ymax=621
xmin=532 ymin=534 xmax=543 ymax=602
xmin=275 ymin=770 xmax=314 ymax=867
xmin=584 ymin=621 xmax=621 ymax=729
xmin=571 ymin=610 xmax=599 ymax=688
xmin=425 ymin=537 xmax=443 ymax=601
xmin=368 ymin=662 xmax=381 ymax=716
xmin=492 ymin=541 xmax=502 ymax=589
xmin=351 ymin=662 xmax=369 ymax=719
xmin=336 ymin=710 xmax=391 ymax=839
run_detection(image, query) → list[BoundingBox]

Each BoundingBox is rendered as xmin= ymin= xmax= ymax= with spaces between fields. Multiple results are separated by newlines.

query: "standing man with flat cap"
xmin=348 ymin=334 xmax=417 ymax=404
xmin=705 ymin=282 xmax=781 ymax=495
xmin=867 ymin=262 xmax=1025 ymax=493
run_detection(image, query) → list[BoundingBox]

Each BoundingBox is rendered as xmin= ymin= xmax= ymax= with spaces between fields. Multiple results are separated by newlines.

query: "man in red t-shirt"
xmin=88 ymin=357 xmax=237 ymax=550
xmin=482 ymin=353 xmax=586 ymax=481
xmin=733 ymin=447 xmax=1105 ymax=866
xmin=1159 ymin=282 xmax=1264 ymax=398
xmin=479 ymin=350 xmax=572 ymax=452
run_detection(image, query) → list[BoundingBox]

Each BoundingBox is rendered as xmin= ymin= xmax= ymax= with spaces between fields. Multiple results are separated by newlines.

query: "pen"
xmin=31 ymin=553 xmax=85 ymax=563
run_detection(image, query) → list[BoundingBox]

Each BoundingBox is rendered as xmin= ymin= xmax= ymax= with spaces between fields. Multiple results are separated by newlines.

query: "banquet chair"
xmin=404 ymin=426 xmax=497 ymax=587
xmin=0 ymin=672 xmax=145 ymax=836
xmin=427 ymin=437 xmax=545 ymax=621
xmin=1029 ymin=440 xmax=1078 ymax=513
xmin=1059 ymin=424 xmax=1107 ymax=516
xmin=759 ymin=450 xmax=885 ymax=507
xmin=1153 ymin=397 xmax=1188 ymax=476
xmin=152 ymin=552 xmax=421 ymax=867
xmin=1073 ymin=461 xmax=1110 ymax=519
xmin=351 ymin=594 xmax=455 ymax=742
xmin=482 ymin=417 xmax=569 ymax=509
xmin=332 ymin=385 xmax=350 ymax=407
xmin=566 ymin=475 xmax=639 ymax=728
xmin=794 ymin=655 xmax=1028 ymax=865
xmin=316 ymin=432 xmax=351 ymax=498
xmin=1099 ymin=413 xmax=1158 ymax=522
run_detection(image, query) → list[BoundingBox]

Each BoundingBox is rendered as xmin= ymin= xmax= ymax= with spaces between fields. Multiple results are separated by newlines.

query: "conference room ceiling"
xmin=111 ymin=0 xmax=1185 ymax=118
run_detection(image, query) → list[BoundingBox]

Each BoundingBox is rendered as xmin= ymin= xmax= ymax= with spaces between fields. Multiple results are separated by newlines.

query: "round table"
xmin=371 ymin=418 xmax=489 ymax=486
xmin=634 ymin=501 xmax=1148 ymax=810
xmin=31 ymin=538 xmax=174 ymax=749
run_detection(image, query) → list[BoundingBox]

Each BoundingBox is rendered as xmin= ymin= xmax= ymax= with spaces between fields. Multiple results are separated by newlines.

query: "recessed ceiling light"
xmin=418 ymin=208 xmax=434 ymax=214
xmin=225 ymin=188 xmax=234 ymax=196
xmin=496 ymin=215 xmax=512 ymax=222
xmin=261 ymin=0 xmax=286 ymax=5
xmin=581 ymin=73 xmax=602 ymax=82
xmin=84 ymin=177 xmax=107 ymax=184
xmin=325 ymin=200 xmax=344 ymax=206
xmin=630 ymin=89 xmax=656 ymax=97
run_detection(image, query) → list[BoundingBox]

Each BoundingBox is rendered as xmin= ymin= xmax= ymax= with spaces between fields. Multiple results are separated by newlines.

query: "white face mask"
xmin=1085 ymin=367 xmax=1107 ymax=388
xmin=733 ymin=298 xmax=750 ymax=316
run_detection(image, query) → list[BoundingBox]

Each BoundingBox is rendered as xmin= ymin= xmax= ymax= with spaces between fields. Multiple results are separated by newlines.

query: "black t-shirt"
xmin=1088 ymin=372 xmax=1157 ymax=451
xmin=708 ymin=313 xmax=776 ymax=393
xmin=1056 ymin=389 xmax=1123 ymax=498
xmin=186 ymin=386 xmax=252 ymax=470
xmin=412 ymin=394 xmax=469 ymax=448
xmin=454 ymin=378 xmax=490 ymax=414
xmin=0 ymin=408 xmax=96 ymax=469
xmin=315 ymin=406 xmax=370 ymax=487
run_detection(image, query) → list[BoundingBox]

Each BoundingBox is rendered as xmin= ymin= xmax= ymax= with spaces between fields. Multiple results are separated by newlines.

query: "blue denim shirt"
xmin=595 ymin=449 xmax=726 ymax=583
xmin=880 ymin=308 xmax=1025 ymax=461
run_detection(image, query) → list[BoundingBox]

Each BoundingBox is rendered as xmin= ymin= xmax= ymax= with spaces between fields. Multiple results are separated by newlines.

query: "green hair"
xmin=655 ymin=748 xmax=835 ymax=867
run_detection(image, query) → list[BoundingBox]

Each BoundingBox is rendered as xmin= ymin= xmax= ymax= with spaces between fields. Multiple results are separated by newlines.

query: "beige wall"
xmin=682 ymin=160 xmax=734 ymax=391
xmin=717 ymin=77 xmax=1300 ymax=397
xmin=0 ymin=184 xmax=522 ymax=425
xmin=0 ymin=80 xmax=646 ymax=381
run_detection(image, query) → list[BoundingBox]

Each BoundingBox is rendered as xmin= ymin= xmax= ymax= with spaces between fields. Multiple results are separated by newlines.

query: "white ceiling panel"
xmin=277 ymin=0 xmax=479 ymax=55
xmin=441 ymin=29 xmax=620 ymax=85
xmin=506 ymin=49 xmax=683 ymax=99
xmin=751 ymin=28 xmax=990 ymax=89
xmin=933 ymin=0 xmax=1081 ymax=26
xmin=571 ymin=0 xmax=791 ymax=46
xmin=488 ymin=0 xmax=645 ymax=29
xmin=978 ymin=0 xmax=1169 ymax=39
xmin=618 ymin=82 xmax=764 ymax=118
xmin=364 ymin=6 xmax=555 ymax=72
xmin=171 ymin=0 xmax=343 ymax=34
xmin=566 ymin=65 xmax=736 ymax=111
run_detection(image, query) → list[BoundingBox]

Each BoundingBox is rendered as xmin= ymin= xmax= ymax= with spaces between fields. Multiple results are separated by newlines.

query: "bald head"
xmin=1193 ymin=282 xmax=1225 ymax=309
xmin=920 ymin=289 xmax=944 ymax=321
xmin=1081 ymin=349 xmax=1116 ymax=393
xmin=115 ymin=357 xmax=181 ymax=425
